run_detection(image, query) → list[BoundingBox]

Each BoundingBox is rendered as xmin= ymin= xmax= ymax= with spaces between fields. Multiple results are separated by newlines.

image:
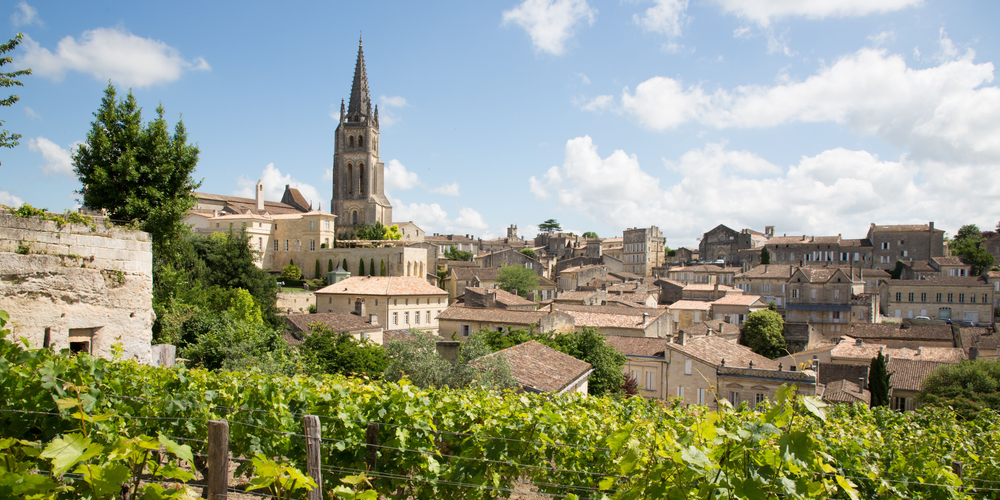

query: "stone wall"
xmin=276 ymin=292 xmax=316 ymax=313
xmin=0 ymin=212 xmax=153 ymax=363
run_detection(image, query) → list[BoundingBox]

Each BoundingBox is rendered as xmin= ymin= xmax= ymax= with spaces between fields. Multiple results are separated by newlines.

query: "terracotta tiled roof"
xmin=555 ymin=290 xmax=601 ymax=301
xmin=931 ymin=256 xmax=971 ymax=267
xmin=284 ymin=313 xmax=378 ymax=334
xmin=737 ymin=265 xmax=795 ymax=279
xmin=654 ymin=278 xmax=685 ymax=288
xmin=194 ymin=191 xmax=305 ymax=215
xmin=668 ymin=300 xmax=713 ymax=311
xmin=316 ymin=276 xmax=448 ymax=296
xmin=427 ymin=234 xmax=477 ymax=243
xmin=987 ymin=270 xmax=1000 ymax=279
xmin=559 ymin=306 xmax=666 ymax=330
xmin=464 ymin=287 xmax=535 ymax=308
xmin=669 ymin=335 xmax=778 ymax=369
xmin=907 ymin=260 xmax=937 ymax=272
xmin=681 ymin=319 xmax=741 ymax=338
xmin=382 ymin=330 xmax=442 ymax=344
xmin=683 ymin=284 xmax=736 ymax=292
xmin=887 ymin=358 xmax=948 ymax=391
xmin=436 ymin=305 xmax=551 ymax=325
xmin=474 ymin=341 xmax=592 ymax=393
xmin=609 ymin=271 xmax=642 ymax=281
xmin=871 ymin=224 xmax=939 ymax=233
xmin=823 ymin=379 xmax=871 ymax=404
xmin=831 ymin=341 xmax=965 ymax=363
xmin=604 ymin=335 xmax=668 ymax=357
xmin=845 ymin=323 xmax=954 ymax=342
xmin=452 ymin=267 xmax=500 ymax=282
xmin=711 ymin=294 xmax=764 ymax=306
xmin=668 ymin=265 xmax=726 ymax=273
xmin=861 ymin=269 xmax=891 ymax=278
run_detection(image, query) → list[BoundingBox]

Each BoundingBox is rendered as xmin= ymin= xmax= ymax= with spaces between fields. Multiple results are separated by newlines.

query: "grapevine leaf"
xmin=40 ymin=434 xmax=103 ymax=476
xmin=835 ymin=475 xmax=860 ymax=500
xmin=158 ymin=462 xmax=196 ymax=482
xmin=607 ymin=423 xmax=636 ymax=454
xmin=158 ymin=434 xmax=194 ymax=464
xmin=54 ymin=398 xmax=78 ymax=410
xmin=598 ymin=476 xmax=616 ymax=490
xmin=680 ymin=446 xmax=715 ymax=477
xmin=801 ymin=396 xmax=827 ymax=422
xmin=75 ymin=462 xmax=130 ymax=497
xmin=620 ymin=446 xmax=641 ymax=474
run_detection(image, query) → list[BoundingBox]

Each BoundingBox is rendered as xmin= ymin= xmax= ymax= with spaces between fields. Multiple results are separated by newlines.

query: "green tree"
xmin=191 ymin=230 xmax=280 ymax=325
xmin=444 ymin=245 xmax=473 ymax=261
xmin=0 ymin=33 xmax=32 ymax=148
xmin=359 ymin=258 xmax=365 ymax=276
xmin=582 ymin=231 xmax=599 ymax=239
xmin=280 ymin=264 xmax=302 ymax=281
xmin=497 ymin=265 xmax=539 ymax=298
xmin=328 ymin=259 xmax=334 ymax=273
xmin=760 ymin=247 xmax=771 ymax=265
xmin=740 ymin=309 xmax=787 ymax=359
xmin=951 ymin=224 xmax=994 ymax=275
xmin=539 ymin=219 xmax=561 ymax=233
xmin=380 ymin=259 xmax=386 ymax=276
xmin=868 ymin=352 xmax=892 ymax=408
xmin=72 ymin=83 xmax=201 ymax=254
xmin=369 ymin=258 xmax=375 ymax=276
xmin=300 ymin=324 xmax=388 ymax=379
xmin=342 ymin=258 xmax=349 ymax=273
xmin=919 ymin=359 xmax=1000 ymax=420
xmin=383 ymin=331 xmax=515 ymax=390
xmin=888 ymin=260 xmax=907 ymax=279
xmin=314 ymin=259 xmax=321 ymax=279
xmin=519 ymin=248 xmax=537 ymax=259
xmin=665 ymin=247 xmax=676 ymax=258
xmin=547 ymin=327 xmax=626 ymax=396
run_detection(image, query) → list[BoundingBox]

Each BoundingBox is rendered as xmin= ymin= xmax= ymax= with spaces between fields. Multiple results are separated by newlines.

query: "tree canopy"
xmin=382 ymin=331 xmax=515 ymax=390
xmin=497 ymin=264 xmax=539 ymax=298
xmin=355 ymin=221 xmax=402 ymax=241
xmin=582 ymin=231 xmax=599 ymax=239
xmin=0 ymin=33 xmax=31 ymax=148
xmin=950 ymin=224 xmax=995 ymax=275
xmin=740 ymin=309 xmax=787 ymax=359
xmin=868 ymin=352 xmax=892 ymax=408
xmin=300 ymin=324 xmax=387 ymax=379
xmin=72 ymin=83 xmax=201 ymax=253
xmin=539 ymin=219 xmax=562 ymax=233
xmin=760 ymin=247 xmax=771 ymax=265
xmin=919 ymin=359 xmax=1000 ymax=420
xmin=444 ymin=245 xmax=473 ymax=261
xmin=519 ymin=248 xmax=537 ymax=259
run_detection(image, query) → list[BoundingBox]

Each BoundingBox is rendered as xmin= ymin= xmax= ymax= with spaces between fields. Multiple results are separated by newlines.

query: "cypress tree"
xmin=760 ymin=248 xmax=771 ymax=265
xmin=369 ymin=258 xmax=375 ymax=276
xmin=380 ymin=259 xmax=386 ymax=276
xmin=343 ymin=258 xmax=349 ymax=273
xmin=315 ymin=259 xmax=321 ymax=278
xmin=359 ymin=258 xmax=366 ymax=276
xmin=869 ymin=352 xmax=892 ymax=408
xmin=328 ymin=259 xmax=334 ymax=272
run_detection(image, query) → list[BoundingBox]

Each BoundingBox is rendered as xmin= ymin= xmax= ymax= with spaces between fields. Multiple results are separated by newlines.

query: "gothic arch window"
xmin=359 ymin=163 xmax=365 ymax=195
xmin=347 ymin=164 xmax=354 ymax=196
xmin=352 ymin=211 xmax=358 ymax=225
xmin=358 ymin=135 xmax=364 ymax=148
xmin=349 ymin=136 xmax=355 ymax=148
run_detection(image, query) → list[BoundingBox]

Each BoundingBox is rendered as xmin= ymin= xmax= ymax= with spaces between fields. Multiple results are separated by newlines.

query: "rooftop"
xmin=316 ymin=276 xmax=448 ymax=296
xmin=474 ymin=341 xmax=592 ymax=393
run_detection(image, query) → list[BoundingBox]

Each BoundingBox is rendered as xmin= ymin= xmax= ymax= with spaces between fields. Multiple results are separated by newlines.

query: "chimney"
xmin=677 ymin=331 xmax=687 ymax=346
xmin=435 ymin=341 xmax=461 ymax=364
xmin=256 ymin=179 xmax=265 ymax=211
xmin=917 ymin=346 xmax=923 ymax=356
xmin=368 ymin=314 xmax=379 ymax=326
xmin=859 ymin=377 xmax=866 ymax=393
xmin=855 ymin=338 xmax=863 ymax=346
xmin=970 ymin=346 xmax=979 ymax=360
xmin=642 ymin=312 xmax=649 ymax=325
xmin=354 ymin=298 xmax=366 ymax=317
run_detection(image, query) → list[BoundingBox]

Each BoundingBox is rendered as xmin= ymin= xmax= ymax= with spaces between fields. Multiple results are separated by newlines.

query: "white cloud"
xmin=234 ymin=163 xmax=323 ymax=210
xmin=932 ymin=28 xmax=961 ymax=63
xmin=380 ymin=95 xmax=408 ymax=107
xmin=17 ymin=28 xmax=210 ymax=87
xmin=868 ymin=30 xmax=895 ymax=47
xmin=576 ymin=94 xmax=614 ymax=112
xmin=634 ymin=0 xmax=689 ymax=38
xmin=531 ymin=137 xmax=993 ymax=246
xmin=384 ymin=159 xmax=421 ymax=190
xmin=390 ymin=197 xmax=489 ymax=235
xmin=710 ymin=0 xmax=922 ymax=27
xmin=10 ymin=2 xmax=40 ymax=27
xmin=430 ymin=182 xmax=460 ymax=196
xmin=765 ymin=28 xmax=794 ymax=56
xmin=733 ymin=26 xmax=752 ymax=38
xmin=576 ymin=73 xmax=591 ymax=85
xmin=616 ymin=47 xmax=1000 ymax=164
xmin=322 ymin=167 xmax=332 ymax=182
xmin=23 ymin=106 xmax=40 ymax=120
xmin=502 ymin=0 xmax=597 ymax=56
xmin=0 ymin=190 xmax=24 ymax=207
xmin=29 ymin=137 xmax=80 ymax=176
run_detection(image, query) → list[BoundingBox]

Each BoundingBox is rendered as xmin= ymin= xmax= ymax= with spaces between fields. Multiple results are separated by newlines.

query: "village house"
xmin=426 ymin=233 xmax=481 ymax=256
xmin=734 ymin=264 xmax=793 ymax=310
xmin=554 ymin=303 xmax=673 ymax=338
xmin=900 ymin=256 xmax=972 ymax=280
xmin=475 ymin=248 xmax=544 ymax=277
xmin=785 ymin=267 xmax=869 ymax=336
xmin=680 ymin=319 xmax=741 ymax=342
xmin=667 ymin=300 xmax=713 ymax=330
xmin=763 ymin=234 xmax=873 ymax=269
xmin=474 ymin=341 xmax=592 ymax=394
xmin=622 ymin=226 xmax=666 ymax=277
xmin=698 ymin=224 xmax=772 ymax=265
xmin=681 ymin=283 xmax=740 ymax=302
xmin=478 ymin=225 xmax=530 ymax=254
xmin=461 ymin=287 xmax=537 ymax=311
xmin=442 ymin=267 xmax=499 ymax=304
xmin=879 ymin=276 xmax=994 ymax=324
xmin=710 ymin=294 xmax=767 ymax=326
xmin=283 ymin=311 xmax=383 ymax=345
xmin=867 ymin=222 xmax=946 ymax=269
xmin=314 ymin=276 xmax=449 ymax=334
xmin=436 ymin=306 xmax=575 ymax=339
xmin=666 ymin=264 xmax=738 ymax=286
xmin=557 ymin=264 xmax=608 ymax=292
xmin=553 ymin=290 xmax=606 ymax=306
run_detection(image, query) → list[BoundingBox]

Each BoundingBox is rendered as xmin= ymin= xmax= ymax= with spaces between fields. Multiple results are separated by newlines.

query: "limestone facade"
xmin=622 ymin=226 xmax=665 ymax=277
xmin=0 ymin=212 xmax=153 ymax=363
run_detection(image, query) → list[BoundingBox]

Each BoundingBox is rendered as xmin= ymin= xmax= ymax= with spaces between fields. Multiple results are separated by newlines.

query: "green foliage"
xmin=740 ymin=308 xmax=787 ymax=359
xmin=888 ymin=260 xmax=907 ymax=279
xmin=73 ymin=83 xmax=201 ymax=254
xmin=665 ymin=247 xmax=676 ymax=257
xmin=951 ymin=224 xmax=996 ymax=275
xmin=519 ymin=248 xmax=537 ymax=259
xmin=443 ymin=245 xmax=473 ymax=261
xmin=358 ymin=258 xmax=365 ymax=276
xmin=539 ymin=218 xmax=561 ymax=233
xmin=315 ymin=259 xmax=321 ymax=279
xmin=328 ymin=259 xmax=334 ymax=273
xmin=280 ymin=264 xmax=302 ymax=281
xmin=383 ymin=331 xmax=516 ymax=390
xmin=380 ymin=259 xmax=386 ymax=276
xmin=919 ymin=359 xmax=1000 ymax=420
xmin=497 ymin=264 xmax=539 ymax=298
xmin=245 ymin=455 xmax=317 ymax=499
xmin=760 ymin=247 xmax=771 ymax=264
xmin=8 ymin=203 xmax=96 ymax=228
xmin=343 ymin=258 xmax=349 ymax=273
xmin=0 ymin=33 xmax=32 ymax=148
xmin=300 ymin=324 xmax=387 ymax=379
xmin=369 ymin=258 xmax=375 ymax=276
xmin=0 ymin=320 xmax=997 ymax=500
xmin=869 ymin=352 xmax=892 ymax=408
xmin=354 ymin=221 xmax=401 ymax=241
xmin=582 ymin=231 xmax=599 ymax=239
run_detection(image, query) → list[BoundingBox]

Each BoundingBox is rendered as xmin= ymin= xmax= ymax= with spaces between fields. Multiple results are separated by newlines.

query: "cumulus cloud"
xmin=502 ymin=0 xmax=596 ymax=55
xmin=234 ymin=163 xmax=323 ymax=210
xmin=10 ymin=2 xmax=40 ymax=26
xmin=29 ymin=137 xmax=80 ymax=176
xmin=634 ymin=0 xmax=689 ymax=38
xmin=16 ymin=28 xmax=210 ymax=87
xmin=575 ymin=94 xmax=614 ymax=112
xmin=710 ymin=0 xmax=922 ymax=27
xmin=390 ymin=197 xmax=489 ymax=235
xmin=23 ymin=106 xmax=40 ymax=120
xmin=384 ymin=159 xmax=421 ymax=190
xmin=868 ymin=30 xmax=895 ymax=47
xmin=430 ymin=182 xmax=460 ymax=196
xmin=530 ymin=137 xmax=992 ymax=246
xmin=615 ymin=47 xmax=1000 ymax=164
xmin=380 ymin=95 xmax=408 ymax=107
xmin=0 ymin=190 xmax=24 ymax=207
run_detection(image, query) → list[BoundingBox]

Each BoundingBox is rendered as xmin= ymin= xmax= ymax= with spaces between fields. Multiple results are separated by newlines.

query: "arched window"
xmin=358 ymin=163 xmax=365 ymax=194
xmin=352 ymin=211 xmax=358 ymax=225
xmin=358 ymin=135 xmax=364 ymax=148
xmin=347 ymin=164 xmax=354 ymax=196
xmin=349 ymin=136 xmax=355 ymax=148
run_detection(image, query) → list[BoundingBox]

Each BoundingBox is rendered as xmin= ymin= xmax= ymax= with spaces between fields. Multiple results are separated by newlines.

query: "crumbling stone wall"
xmin=0 ymin=212 xmax=153 ymax=363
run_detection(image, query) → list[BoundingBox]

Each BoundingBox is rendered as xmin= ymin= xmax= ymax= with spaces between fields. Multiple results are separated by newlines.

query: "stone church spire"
xmin=347 ymin=37 xmax=372 ymax=122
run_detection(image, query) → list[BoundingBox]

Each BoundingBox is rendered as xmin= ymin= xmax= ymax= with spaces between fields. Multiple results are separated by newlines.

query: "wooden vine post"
xmin=206 ymin=420 xmax=229 ymax=500
xmin=303 ymin=415 xmax=323 ymax=500
xmin=366 ymin=423 xmax=379 ymax=472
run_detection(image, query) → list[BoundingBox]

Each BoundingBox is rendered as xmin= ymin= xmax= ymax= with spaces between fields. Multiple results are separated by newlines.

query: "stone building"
xmin=698 ymin=224 xmax=772 ymax=265
xmin=314 ymin=276 xmax=448 ymax=333
xmin=785 ymin=267 xmax=869 ymax=336
xmin=622 ymin=226 xmax=665 ymax=277
xmin=475 ymin=248 xmax=544 ymax=277
xmin=763 ymin=234 xmax=873 ymax=269
xmin=866 ymin=223 xmax=945 ymax=269
xmin=879 ymin=276 xmax=994 ymax=324
xmin=0 ymin=211 xmax=153 ymax=363
xmin=331 ymin=38 xmax=392 ymax=229
xmin=437 ymin=306 xmax=575 ymax=340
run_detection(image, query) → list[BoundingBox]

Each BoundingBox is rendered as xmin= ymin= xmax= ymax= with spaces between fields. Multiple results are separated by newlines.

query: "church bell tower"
xmin=331 ymin=37 xmax=392 ymax=230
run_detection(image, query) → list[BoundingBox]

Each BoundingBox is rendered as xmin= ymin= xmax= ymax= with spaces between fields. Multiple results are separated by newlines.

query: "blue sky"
xmin=3 ymin=0 xmax=999 ymax=248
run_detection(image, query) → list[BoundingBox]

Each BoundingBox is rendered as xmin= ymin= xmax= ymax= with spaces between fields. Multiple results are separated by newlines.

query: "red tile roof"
xmin=475 ymin=341 xmax=592 ymax=393
xmin=316 ymin=276 xmax=448 ymax=296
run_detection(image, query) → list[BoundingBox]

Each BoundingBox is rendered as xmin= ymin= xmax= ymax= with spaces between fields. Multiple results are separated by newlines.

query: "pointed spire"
xmin=347 ymin=36 xmax=371 ymax=119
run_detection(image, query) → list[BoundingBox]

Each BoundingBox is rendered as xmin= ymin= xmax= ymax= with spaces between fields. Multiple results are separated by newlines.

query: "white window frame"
xmin=684 ymin=359 xmax=692 ymax=375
